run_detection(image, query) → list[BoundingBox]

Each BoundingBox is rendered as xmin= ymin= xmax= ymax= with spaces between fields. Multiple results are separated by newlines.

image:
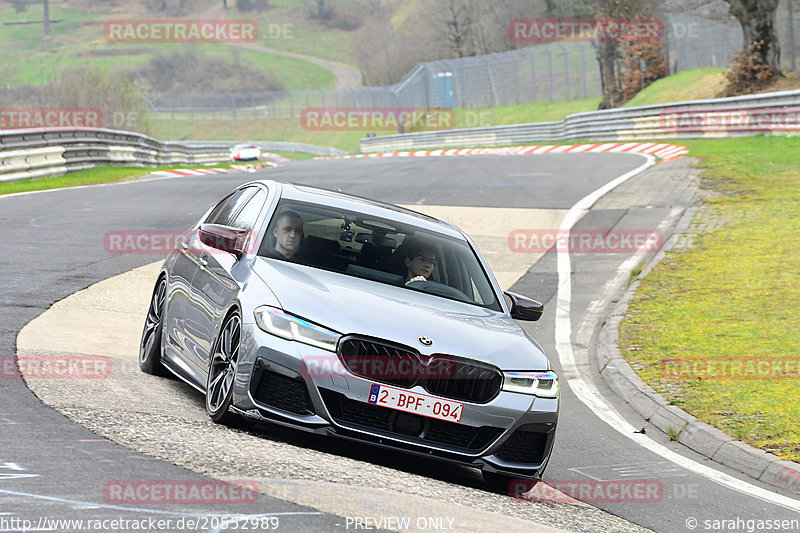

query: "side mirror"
xmin=198 ymin=224 xmax=250 ymax=256
xmin=504 ymin=291 xmax=544 ymax=321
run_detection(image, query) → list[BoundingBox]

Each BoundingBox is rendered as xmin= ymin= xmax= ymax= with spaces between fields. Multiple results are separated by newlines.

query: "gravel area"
xmin=18 ymin=251 xmax=653 ymax=533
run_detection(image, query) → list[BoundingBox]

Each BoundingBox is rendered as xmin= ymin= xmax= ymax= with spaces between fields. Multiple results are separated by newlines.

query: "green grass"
xmin=244 ymin=0 xmax=356 ymax=64
xmin=619 ymin=136 xmax=800 ymax=461
xmin=0 ymin=1 xmax=336 ymax=90
xmin=0 ymin=166 xmax=163 ymax=196
xmin=0 ymin=163 xmax=254 ymax=196
xmin=147 ymin=99 xmax=602 ymax=152
xmin=149 ymin=117 xmax=366 ymax=152
xmin=451 ymin=99 xmax=601 ymax=126
xmin=624 ymin=68 xmax=728 ymax=107
xmin=206 ymin=45 xmax=336 ymax=90
xmin=265 ymin=150 xmax=317 ymax=160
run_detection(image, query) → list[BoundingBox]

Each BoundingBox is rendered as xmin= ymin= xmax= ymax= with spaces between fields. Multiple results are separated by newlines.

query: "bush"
xmin=618 ymin=42 xmax=668 ymax=104
xmin=132 ymin=50 xmax=285 ymax=93
xmin=10 ymin=0 xmax=31 ymax=13
xmin=724 ymin=41 xmax=777 ymax=96
xmin=0 ymin=64 xmax=153 ymax=135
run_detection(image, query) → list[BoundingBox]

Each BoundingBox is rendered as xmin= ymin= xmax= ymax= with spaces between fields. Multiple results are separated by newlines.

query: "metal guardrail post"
xmin=545 ymin=47 xmax=554 ymax=102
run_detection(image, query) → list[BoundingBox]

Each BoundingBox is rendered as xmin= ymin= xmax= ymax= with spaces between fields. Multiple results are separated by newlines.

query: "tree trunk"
xmin=724 ymin=0 xmax=781 ymax=72
xmin=595 ymin=0 xmax=620 ymax=109
xmin=597 ymin=41 xmax=621 ymax=109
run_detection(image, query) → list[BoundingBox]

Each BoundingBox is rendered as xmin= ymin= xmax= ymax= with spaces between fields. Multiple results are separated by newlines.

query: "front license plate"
xmin=367 ymin=383 xmax=463 ymax=424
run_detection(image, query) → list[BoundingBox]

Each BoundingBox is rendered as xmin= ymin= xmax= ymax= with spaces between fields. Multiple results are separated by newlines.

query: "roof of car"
xmin=256 ymin=180 xmax=465 ymax=239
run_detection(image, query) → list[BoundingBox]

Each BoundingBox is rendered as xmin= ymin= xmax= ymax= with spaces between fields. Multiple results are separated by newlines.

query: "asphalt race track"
xmin=2 ymin=154 xmax=799 ymax=533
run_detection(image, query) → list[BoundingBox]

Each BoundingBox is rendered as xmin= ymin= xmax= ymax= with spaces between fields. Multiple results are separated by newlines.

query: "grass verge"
xmin=149 ymin=99 xmax=603 ymax=152
xmin=0 ymin=164 xmax=235 ymax=196
xmin=623 ymin=68 xmax=728 ymax=107
xmin=619 ymin=136 xmax=800 ymax=461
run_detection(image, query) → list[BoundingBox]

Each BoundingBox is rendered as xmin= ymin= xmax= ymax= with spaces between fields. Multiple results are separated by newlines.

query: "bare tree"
xmin=432 ymin=0 xmax=477 ymax=58
xmin=588 ymin=0 xmax=669 ymax=108
xmin=423 ymin=0 xmax=532 ymax=58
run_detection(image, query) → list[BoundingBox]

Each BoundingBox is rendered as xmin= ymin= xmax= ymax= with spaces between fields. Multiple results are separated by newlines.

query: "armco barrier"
xmin=0 ymin=127 xmax=345 ymax=183
xmin=181 ymin=140 xmax=346 ymax=158
xmin=360 ymin=89 xmax=800 ymax=153
xmin=0 ymin=127 xmax=231 ymax=183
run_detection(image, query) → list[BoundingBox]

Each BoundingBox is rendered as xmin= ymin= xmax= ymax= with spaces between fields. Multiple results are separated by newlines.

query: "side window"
xmin=230 ymin=189 xmax=267 ymax=231
xmin=206 ymin=187 xmax=257 ymax=226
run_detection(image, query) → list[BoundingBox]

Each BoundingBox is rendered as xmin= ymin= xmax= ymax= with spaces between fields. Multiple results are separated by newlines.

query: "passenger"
xmin=404 ymin=244 xmax=437 ymax=285
xmin=269 ymin=210 xmax=305 ymax=260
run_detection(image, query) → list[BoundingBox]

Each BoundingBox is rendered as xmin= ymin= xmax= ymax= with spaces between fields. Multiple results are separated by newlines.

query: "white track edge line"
xmin=554 ymin=155 xmax=800 ymax=513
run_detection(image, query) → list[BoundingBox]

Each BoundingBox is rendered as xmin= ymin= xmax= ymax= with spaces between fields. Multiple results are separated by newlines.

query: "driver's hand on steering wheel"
xmin=406 ymin=275 xmax=427 ymax=285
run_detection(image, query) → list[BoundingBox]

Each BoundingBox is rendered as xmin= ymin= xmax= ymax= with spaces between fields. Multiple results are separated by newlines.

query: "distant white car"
xmin=229 ymin=143 xmax=261 ymax=162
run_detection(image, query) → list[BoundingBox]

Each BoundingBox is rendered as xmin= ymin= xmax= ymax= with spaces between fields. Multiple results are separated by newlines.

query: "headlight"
xmin=502 ymin=371 xmax=559 ymax=398
xmin=254 ymin=306 xmax=340 ymax=352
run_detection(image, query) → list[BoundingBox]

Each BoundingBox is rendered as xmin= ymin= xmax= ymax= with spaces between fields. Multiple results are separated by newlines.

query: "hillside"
xmin=0 ymin=0 xmax=351 ymax=90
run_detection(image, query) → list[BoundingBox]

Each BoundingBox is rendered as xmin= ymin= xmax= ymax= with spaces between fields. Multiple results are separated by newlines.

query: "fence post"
xmin=580 ymin=43 xmax=588 ymax=99
xmin=555 ymin=43 xmax=570 ymax=101
xmin=790 ymin=0 xmax=797 ymax=71
xmin=545 ymin=47 xmax=554 ymax=101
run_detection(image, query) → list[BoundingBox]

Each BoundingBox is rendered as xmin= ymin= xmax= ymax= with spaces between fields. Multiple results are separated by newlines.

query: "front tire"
xmin=205 ymin=311 xmax=242 ymax=426
xmin=139 ymin=276 xmax=167 ymax=376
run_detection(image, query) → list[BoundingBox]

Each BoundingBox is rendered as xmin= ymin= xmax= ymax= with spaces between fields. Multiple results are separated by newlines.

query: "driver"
xmin=270 ymin=210 xmax=305 ymax=260
xmin=404 ymin=244 xmax=437 ymax=285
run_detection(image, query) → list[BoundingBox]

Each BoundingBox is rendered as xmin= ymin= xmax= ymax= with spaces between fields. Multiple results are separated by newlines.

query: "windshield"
xmin=259 ymin=199 xmax=501 ymax=311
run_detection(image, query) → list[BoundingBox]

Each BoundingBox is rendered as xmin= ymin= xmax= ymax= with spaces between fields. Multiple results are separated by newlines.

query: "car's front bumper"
xmin=232 ymin=323 xmax=559 ymax=478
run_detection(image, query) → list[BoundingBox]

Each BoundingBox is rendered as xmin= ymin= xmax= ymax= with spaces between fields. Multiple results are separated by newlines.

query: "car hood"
xmin=251 ymin=258 xmax=550 ymax=370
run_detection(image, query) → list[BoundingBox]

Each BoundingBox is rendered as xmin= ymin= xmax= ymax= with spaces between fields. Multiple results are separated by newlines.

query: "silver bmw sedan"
xmin=139 ymin=180 xmax=559 ymax=487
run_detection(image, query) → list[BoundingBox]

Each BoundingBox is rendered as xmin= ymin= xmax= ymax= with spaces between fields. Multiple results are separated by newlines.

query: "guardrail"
xmin=0 ymin=127 xmax=346 ymax=183
xmin=360 ymin=89 xmax=800 ymax=153
xmin=0 ymin=127 xmax=232 ymax=183
xmin=180 ymin=140 xmax=346 ymax=157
